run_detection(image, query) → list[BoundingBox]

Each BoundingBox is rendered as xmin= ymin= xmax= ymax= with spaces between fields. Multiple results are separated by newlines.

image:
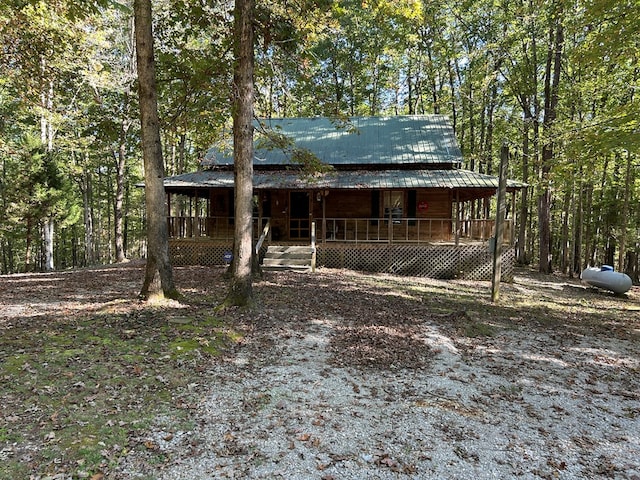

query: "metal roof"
xmin=164 ymin=169 xmax=527 ymax=191
xmin=203 ymin=115 xmax=463 ymax=167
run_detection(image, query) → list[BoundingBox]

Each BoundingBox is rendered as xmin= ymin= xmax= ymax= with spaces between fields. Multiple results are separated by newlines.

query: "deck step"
xmin=262 ymin=245 xmax=313 ymax=272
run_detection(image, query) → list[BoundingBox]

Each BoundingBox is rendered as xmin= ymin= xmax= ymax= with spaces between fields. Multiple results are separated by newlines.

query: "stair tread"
xmin=262 ymin=245 xmax=313 ymax=272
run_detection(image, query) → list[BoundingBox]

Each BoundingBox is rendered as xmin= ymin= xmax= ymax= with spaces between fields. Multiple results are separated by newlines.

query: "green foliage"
xmin=8 ymin=135 xmax=81 ymax=227
xmin=255 ymin=121 xmax=335 ymax=176
xmin=0 ymin=0 xmax=637 ymax=274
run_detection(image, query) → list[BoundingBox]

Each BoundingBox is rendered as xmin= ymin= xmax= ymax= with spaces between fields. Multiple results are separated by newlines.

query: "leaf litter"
xmin=1 ymin=262 xmax=639 ymax=479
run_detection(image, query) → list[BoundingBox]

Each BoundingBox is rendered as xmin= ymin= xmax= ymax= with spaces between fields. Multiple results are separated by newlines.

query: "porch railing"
xmin=167 ymin=216 xmax=513 ymax=245
xmin=167 ymin=216 xmax=270 ymax=240
xmin=320 ymin=218 xmax=512 ymax=244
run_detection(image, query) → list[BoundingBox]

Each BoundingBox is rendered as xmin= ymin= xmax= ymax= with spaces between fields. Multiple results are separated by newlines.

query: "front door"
xmin=290 ymin=191 xmax=310 ymax=239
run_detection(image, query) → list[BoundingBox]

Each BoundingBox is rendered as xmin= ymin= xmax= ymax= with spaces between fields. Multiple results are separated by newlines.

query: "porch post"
xmin=194 ymin=189 xmax=199 ymax=237
xmin=311 ymin=221 xmax=316 ymax=272
xmin=510 ymin=191 xmax=517 ymax=245
xmin=166 ymin=192 xmax=171 ymax=238
xmin=322 ymin=192 xmax=326 ymax=244
xmin=188 ymin=191 xmax=193 ymax=237
xmin=455 ymin=191 xmax=460 ymax=246
xmin=309 ymin=189 xmax=313 ymax=243
xmin=206 ymin=192 xmax=211 ymax=236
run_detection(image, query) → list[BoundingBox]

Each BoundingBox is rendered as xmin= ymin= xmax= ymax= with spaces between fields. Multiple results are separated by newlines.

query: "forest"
xmin=1 ymin=0 xmax=638 ymax=279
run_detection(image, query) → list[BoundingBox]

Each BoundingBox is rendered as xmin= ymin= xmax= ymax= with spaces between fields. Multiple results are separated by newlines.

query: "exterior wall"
xmin=267 ymin=190 xmax=290 ymax=241
xmin=322 ymin=191 xmax=372 ymax=218
xmin=210 ymin=189 xmax=233 ymax=217
xmin=416 ymin=190 xmax=451 ymax=218
xmin=315 ymin=189 xmax=452 ymax=220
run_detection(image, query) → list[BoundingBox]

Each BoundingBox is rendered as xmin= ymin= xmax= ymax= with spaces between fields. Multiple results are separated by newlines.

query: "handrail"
xmin=320 ymin=217 xmax=513 ymax=244
xmin=255 ymin=220 xmax=271 ymax=254
xmin=167 ymin=215 xmax=513 ymax=245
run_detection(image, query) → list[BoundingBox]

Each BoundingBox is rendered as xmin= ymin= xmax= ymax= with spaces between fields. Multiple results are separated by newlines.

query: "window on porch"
xmin=383 ymin=190 xmax=403 ymax=223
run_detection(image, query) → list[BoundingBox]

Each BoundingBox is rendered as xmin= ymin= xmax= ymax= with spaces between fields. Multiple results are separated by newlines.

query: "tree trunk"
xmin=40 ymin=60 xmax=55 ymax=272
xmin=82 ymin=156 xmax=96 ymax=267
xmin=447 ymin=59 xmax=457 ymax=133
xmin=43 ymin=216 xmax=55 ymax=271
xmin=618 ymin=151 xmax=633 ymax=272
xmin=134 ymin=0 xmax=178 ymax=300
xmin=516 ymin=109 xmax=531 ymax=264
xmin=224 ymin=0 xmax=255 ymax=308
xmin=572 ymin=167 xmax=583 ymax=275
xmin=114 ymin=114 xmax=131 ymax=263
xmin=589 ymin=156 xmax=610 ymax=265
xmin=538 ymin=17 xmax=563 ymax=274
xmin=560 ymin=187 xmax=571 ymax=274
xmin=583 ymin=182 xmax=594 ymax=266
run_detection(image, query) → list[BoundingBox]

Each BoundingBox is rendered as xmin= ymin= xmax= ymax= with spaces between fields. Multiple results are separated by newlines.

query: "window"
xmin=383 ymin=191 xmax=403 ymax=223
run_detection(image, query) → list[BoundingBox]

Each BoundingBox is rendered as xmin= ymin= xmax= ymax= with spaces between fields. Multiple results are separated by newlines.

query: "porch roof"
xmin=164 ymin=169 xmax=526 ymax=195
xmin=202 ymin=115 xmax=463 ymax=168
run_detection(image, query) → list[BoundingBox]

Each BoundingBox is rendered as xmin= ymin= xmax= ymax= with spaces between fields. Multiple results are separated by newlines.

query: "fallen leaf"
xmin=144 ymin=440 xmax=159 ymax=450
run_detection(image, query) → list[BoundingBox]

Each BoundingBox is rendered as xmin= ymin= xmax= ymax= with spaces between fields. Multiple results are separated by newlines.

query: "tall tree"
xmin=537 ymin=2 xmax=564 ymax=273
xmin=224 ymin=0 xmax=255 ymax=307
xmin=134 ymin=0 xmax=178 ymax=300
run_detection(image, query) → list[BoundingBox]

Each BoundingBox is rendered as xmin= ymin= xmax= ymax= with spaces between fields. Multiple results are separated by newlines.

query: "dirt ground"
xmin=1 ymin=262 xmax=639 ymax=479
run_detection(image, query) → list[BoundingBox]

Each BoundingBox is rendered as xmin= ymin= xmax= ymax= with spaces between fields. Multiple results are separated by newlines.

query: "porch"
xmin=167 ymin=215 xmax=515 ymax=281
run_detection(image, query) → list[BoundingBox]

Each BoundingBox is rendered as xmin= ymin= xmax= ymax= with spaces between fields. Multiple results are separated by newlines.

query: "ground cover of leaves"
xmin=1 ymin=261 xmax=639 ymax=479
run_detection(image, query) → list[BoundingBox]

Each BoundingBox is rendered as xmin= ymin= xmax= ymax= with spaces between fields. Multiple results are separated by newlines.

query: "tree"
xmin=537 ymin=2 xmax=564 ymax=274
xmin=133 ymin=0 xmax=178 ymax=300
xmin=223 ymin=0 xmax=255 ymax=307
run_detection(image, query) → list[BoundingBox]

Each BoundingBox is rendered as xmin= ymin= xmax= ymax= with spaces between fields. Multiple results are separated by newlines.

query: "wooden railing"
xmin=167 ymin=216 xmax=269 ymax=240
xmin=320 ymin=218 xmax=513 ymax=244
xmin=167 ymin=216 xmax=513 ymax=245
xmin=255 ymin=220 xmax=271 ymax=254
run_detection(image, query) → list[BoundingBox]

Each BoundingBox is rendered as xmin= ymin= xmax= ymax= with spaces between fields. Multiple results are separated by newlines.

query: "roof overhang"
xmin=163 ymin=169 xmax=527 ymax=200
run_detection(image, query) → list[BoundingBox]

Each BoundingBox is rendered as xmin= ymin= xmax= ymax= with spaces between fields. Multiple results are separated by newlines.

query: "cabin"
xmin=163 ymin=115 xmax=526 ymax=279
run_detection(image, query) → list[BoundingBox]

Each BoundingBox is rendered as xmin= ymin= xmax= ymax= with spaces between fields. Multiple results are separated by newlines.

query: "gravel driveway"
xmin=118 ymin=270 xmax=640 ymax=480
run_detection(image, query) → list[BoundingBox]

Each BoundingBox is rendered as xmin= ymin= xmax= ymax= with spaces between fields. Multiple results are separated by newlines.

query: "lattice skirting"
xmin=170 ymin=240 xmax=269 ymax=267
xmin=169 ymin=240 xmax=514 ymax=281
xmin=170 ymin=240 xmax=232 ymax=266
xmin=317 ymin=244 xmax=514 ymax=281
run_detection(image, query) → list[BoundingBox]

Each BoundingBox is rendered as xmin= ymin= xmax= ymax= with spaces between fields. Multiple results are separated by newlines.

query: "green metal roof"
xmin=203 ymin=115 xmax=462 ymax=167
xmin=164 ymin=169 xmax=526 ymax=192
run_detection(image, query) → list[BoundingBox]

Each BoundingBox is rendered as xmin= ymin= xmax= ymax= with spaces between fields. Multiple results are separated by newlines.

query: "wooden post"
xmin=311 ymin=221 xmax=316 ymax=273
xmin=455 ymin=191 xmax=460 ymax=246
xmin=492 ymin=144 xmax=509 ymax=302
xmin=322 ymin=192 xmax=326 ymax=244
